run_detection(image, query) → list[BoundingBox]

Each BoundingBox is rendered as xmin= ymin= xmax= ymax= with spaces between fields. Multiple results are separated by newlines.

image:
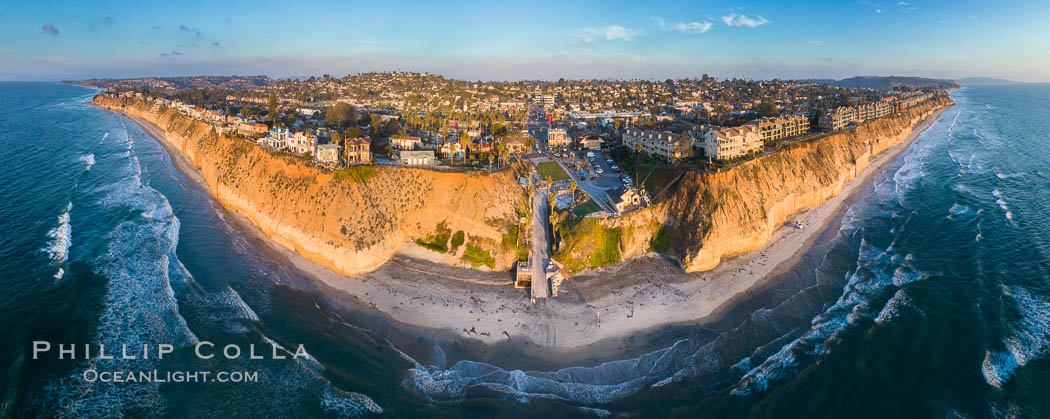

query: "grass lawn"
xmin=572 ymin=199 xmax=602 ymax=217
xmin=536 ymin=161 xmax=570 ymax=182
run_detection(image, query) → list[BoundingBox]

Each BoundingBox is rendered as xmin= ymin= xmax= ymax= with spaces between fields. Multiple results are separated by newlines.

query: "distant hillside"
xmin=68 ymin=75 xmax=272 ymax=92
xmin=956 ymin=77 xmax=1022 ymax=86
xmin=802 ymin=76 xmax=960 ymax=91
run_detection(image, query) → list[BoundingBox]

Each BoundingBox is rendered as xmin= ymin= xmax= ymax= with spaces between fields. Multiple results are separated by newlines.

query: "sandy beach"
xmin=119 ymin=105 xmax=949 ymax=370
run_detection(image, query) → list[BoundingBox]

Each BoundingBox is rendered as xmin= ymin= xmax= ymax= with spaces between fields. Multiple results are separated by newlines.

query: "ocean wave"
xmin=78 ymin=153 xmax=96 ymax=171
xmin=982 ymin=285 xmax=1050 ymax=389
xmin=875 ymin=289 xmax=916 ymax=325
xmin=992 ymin=189 xmax=1014 ymax=221
xmin=44 ymin=202 xmax=72 ymax=279
xmin=732 ymin=235 xmax=924 ymax=396
xmin=404 ymin=338 xmax=707 ymax=405
xmin=948 ymin=203 xmax=971 ymax=219
xmin=35 ymin=122 xmax=198 ymax=415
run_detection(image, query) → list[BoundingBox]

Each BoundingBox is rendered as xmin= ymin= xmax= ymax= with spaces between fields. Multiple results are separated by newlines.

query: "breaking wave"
xmin=982 ymin=286 xmax=1050 ymax=388
xmin=78 ymin=153 xmax=95 ymax=171
xmin=43 ymin=202 xmax=72 ymax=279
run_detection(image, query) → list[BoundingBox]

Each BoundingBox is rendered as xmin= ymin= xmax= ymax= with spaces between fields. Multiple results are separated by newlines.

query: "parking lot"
xmin=550 ymin=149 xmax=630 ymax=212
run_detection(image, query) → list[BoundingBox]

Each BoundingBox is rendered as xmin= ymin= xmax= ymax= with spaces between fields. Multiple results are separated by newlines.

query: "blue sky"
xmin=1 ymin=0 xmax=1048 ymax=82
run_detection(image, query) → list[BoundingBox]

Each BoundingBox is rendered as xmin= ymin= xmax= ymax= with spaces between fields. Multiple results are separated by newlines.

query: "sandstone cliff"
xmin=555 ymin=93 xmax=954 ymax=273
xmin=94 ymin=95 xmax=527 ymax=275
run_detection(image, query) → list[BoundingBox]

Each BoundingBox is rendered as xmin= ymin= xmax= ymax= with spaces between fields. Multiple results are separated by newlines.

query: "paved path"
xmin=530 ymin=174 xmax=551 ymax=299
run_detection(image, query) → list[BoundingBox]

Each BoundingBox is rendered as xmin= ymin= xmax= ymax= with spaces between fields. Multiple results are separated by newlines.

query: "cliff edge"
xmin=94 ymin=95 xmax=527 ymax=276
xmin=556 ymin=93 xmax=955 ymax=273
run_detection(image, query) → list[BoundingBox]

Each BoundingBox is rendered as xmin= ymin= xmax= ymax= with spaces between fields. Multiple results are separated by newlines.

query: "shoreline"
xmin=113 ymin=104 xmax=950 ymax=370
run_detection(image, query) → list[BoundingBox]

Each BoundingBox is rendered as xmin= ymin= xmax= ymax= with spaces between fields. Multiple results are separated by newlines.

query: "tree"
xmin=266 ymin=94 xmax=278 ymax=123
xmin=326 ymin=103 xmax=357 ymax=128
xmin=459 ymin=131 xmax=473 ymax=160
xmin=332 ymin=131 xmax=343 ymax=146
xmin=344 ymin=126 xmax=364 ymax=139
xmin=757 ymin=100 xmax=779 ymax=117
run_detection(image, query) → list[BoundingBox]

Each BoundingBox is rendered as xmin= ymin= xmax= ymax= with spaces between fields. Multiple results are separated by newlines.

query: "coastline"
xmin=114 ymin=104 xmax=949 ymax=370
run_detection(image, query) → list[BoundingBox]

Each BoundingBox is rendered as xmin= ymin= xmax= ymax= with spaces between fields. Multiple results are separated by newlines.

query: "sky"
xmin=1 ymin=0 xmax=1048 ymax=82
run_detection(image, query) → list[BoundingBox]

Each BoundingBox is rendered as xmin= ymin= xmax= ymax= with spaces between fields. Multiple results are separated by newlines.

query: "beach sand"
xmin=119 ymin=106 xmax=948 ymax=370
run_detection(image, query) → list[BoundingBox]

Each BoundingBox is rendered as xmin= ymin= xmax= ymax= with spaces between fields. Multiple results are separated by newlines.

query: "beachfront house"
xmin=315 ymin=143 xmax=342 ymax=166
xmin=345 ymin=138 xmax=371 ymax=165
xmin=288 ymin=131 xmax=317 ymax=156
xmin=391 ymin=136 xmax=423 ymax=150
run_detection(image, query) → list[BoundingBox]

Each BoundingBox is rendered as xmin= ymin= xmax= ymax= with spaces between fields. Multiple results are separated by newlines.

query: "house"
xmin=315 ymin=143 xmax=342 ymax=165
xmin=440 ymin=141 xmax=465 ymax=159
xmin=391 ymin=136 xmax=423 ymax=150
xmin=238 ymin=122 xmax=269 ymax=136
xmin=261 ymin=128 xmax=290 ymax=150
xmin=345 ymin=138 xmax=371 ymax=165
xmin=503 ymin=133 xmax=530 ymax=154
xmin=578 ymin=134 xmax=603 ymax=150
xmin=607 ymin=186 xmax=642 ymax=213
xmin=288 ymin=131 xmax=317 ymax=155
xmin=400 ymin=150 xmax=436 ymax=166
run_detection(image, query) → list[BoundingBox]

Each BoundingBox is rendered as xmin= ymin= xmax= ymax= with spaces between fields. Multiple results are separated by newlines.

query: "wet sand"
xmin=115 ymin=106 xmax=949 ymax=371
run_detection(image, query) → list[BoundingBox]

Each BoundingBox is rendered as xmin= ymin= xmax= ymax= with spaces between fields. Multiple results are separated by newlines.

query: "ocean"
xmin=1 ymin=82 xmax=1048 ymax=418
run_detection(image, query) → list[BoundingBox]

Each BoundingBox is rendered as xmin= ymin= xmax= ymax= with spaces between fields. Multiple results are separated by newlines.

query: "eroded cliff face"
xmin=559 ymin=93 xmax=954 ymax=273
xmin=94 ymin=95 xmax=525 ymax=275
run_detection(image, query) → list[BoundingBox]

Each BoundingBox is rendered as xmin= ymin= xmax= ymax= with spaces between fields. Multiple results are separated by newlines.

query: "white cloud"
xmin=897 ymin=1 xmax=908 ymax=5
xmin=721 ymin=14 xmax=769 ymax=28
xmin=574 ymin=25 xmax=642 ymax=44
xmin=653 ymin=17 xmax=713 ymax=34
xmin=807 ymin=40 xmax=824 ymax=47
xmin=876 ymin=8 xmax=883 ymax=14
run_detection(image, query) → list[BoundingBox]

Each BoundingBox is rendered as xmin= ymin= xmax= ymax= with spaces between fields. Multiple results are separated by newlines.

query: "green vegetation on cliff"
xmin=555 ymin=217 xmax=622 ymax=274
xmin=333 ymin=166 xmax=376 ymax=183
xmin=462 ymin=242 xmax=496 ymax=268
xmin=415 ymin=221 xmax=452 ymax=253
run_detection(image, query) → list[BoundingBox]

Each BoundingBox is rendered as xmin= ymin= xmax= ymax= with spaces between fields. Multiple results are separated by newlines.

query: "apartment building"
xmin=821 ymin=95 xmax=921 ymax=132
xmin=698 ymin=125 xmax=763 ymax=161
xmin=622 ymin=129 xmax=691 ymax=161
xmin=745 ymin=114 xmax=811 ymax=143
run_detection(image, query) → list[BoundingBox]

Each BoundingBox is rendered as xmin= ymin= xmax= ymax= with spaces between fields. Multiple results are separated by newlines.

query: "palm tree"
xmin=635 ymin=142 xmax=643 ymax=180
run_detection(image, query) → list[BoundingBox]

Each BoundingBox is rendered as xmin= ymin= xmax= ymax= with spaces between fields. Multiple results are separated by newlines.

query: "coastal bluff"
xmin=94 ymin=95 xmax=525 ymax=276
xmin=561 ymin=93 xmax=955 ymax=273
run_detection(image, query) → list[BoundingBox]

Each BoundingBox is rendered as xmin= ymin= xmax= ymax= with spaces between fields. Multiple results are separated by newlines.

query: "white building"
xmin=547 ymin=128 xmax=571 ymax=149
xmin=699 ymin=126 xmax=762 ymax=161
xmin=400 ymin=150 xmax=436 ymax=166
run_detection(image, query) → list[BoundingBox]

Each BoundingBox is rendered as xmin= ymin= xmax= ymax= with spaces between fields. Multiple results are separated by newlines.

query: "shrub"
xmin=415 ymin=221 xmax=452 ymax=253
xmin=463 ymin=243 xmax=496 ymax=269
xmin=450 ymin=230 xmax=465 ymax=249
xmin=333 ymin=165 xmax=376 ymax=183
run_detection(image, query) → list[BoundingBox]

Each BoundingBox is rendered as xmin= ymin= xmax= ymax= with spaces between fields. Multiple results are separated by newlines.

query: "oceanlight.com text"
xmin=82 ymin=369 xmax=259 ymax=383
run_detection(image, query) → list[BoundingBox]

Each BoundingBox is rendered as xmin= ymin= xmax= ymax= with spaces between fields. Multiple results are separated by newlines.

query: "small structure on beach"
xmin=515 ymin=258 xmax=532 ymax=289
